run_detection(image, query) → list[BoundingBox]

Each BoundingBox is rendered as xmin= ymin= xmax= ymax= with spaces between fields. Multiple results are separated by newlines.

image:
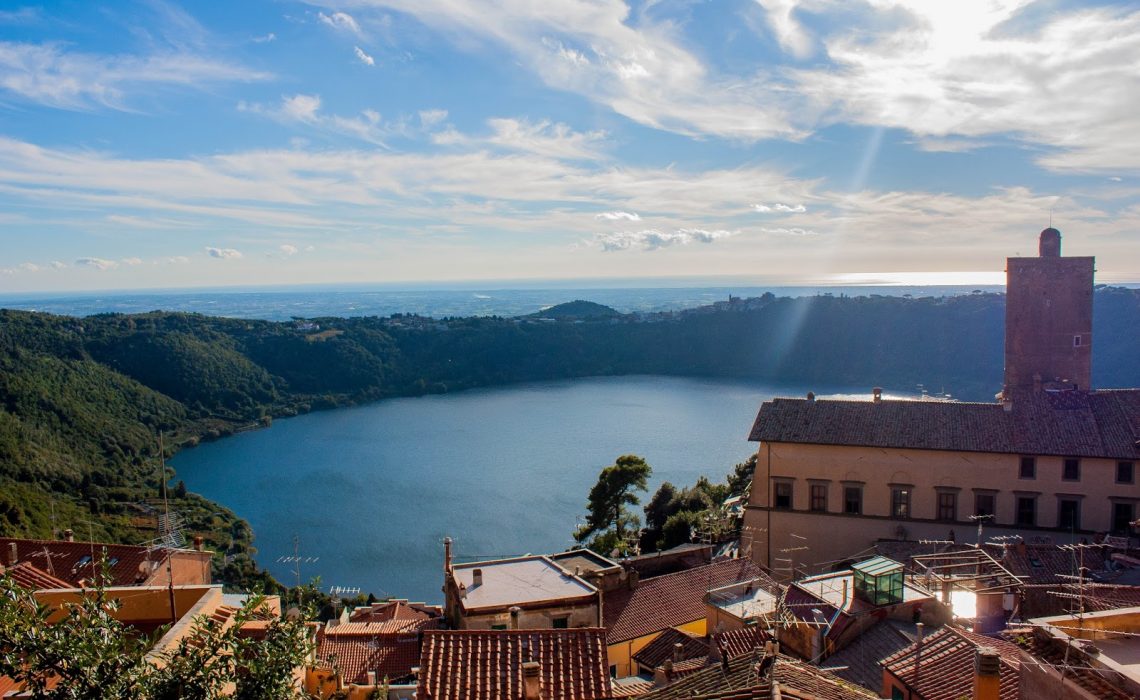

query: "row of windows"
xmin=773 ymin=482 xmax=1136 ymax=533
xmin=1018 ymin=457 xmax=1134 ymax=483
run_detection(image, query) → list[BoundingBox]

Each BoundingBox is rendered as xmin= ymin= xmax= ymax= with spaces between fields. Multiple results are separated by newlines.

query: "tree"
xmin=0 ymin=569 xmax=315 ymax=699
xmin=575 ymin=454 xmax=651 ymax=553
xmin=174 ymin=480 xmax=188 ymax=499
xmin=727 ymin=454 xmax=757 ymax=499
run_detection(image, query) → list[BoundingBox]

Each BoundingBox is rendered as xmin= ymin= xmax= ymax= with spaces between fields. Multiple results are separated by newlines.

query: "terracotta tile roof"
xmin=824 ymin=620 xmax=914 ymax=691
xmin=717 ymin=626 xmax=768 ymax=660
xmin=348 ymin=599 xmax=443 ymax=623
xmin=749 ymin=389 xmax=1140 ymax=459
xmin=317 ymin=632 xmax=425 ymax=685
xmin=632 ymin=628 xmax=708 ymax=670
xmin=637 ymin=652 xmax=876 ymax=700
xmin=417 ymin=628 xmax=611 ymax=700
xmin=327 ymin=618 xmax=443 ymax=636
xmin=0 ymin=537 xmax=177 ymax=587
xmin=610 ymin=678 xmax=655 ymax=697
xmin=1 ymin=561 xmax=72 ymax=589
xmin=881 ymin=626 xmax=1021 ymax=700
xmin=1003 ymin=629 xmax=1135 ymax=700
xmin=604 ymin=559 xmax=765 ymax=645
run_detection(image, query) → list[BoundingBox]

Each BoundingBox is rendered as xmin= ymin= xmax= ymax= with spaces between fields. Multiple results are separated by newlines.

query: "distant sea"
xmin=0 ymin=282 xmax=1004 ymax=320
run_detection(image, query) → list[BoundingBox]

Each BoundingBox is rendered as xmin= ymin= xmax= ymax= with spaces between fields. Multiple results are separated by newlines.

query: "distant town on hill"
xmin=1 ymin=287 xmax=1139 ymax=587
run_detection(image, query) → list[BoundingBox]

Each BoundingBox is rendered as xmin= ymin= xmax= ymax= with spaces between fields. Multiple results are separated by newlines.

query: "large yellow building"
xmin=743 ymin=228 xmax=1140 ymax=577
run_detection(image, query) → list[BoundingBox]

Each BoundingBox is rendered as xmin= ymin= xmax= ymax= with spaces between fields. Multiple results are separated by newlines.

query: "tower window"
xmin=844 ymin=487 xmax=863 ymax=515
xmin=773 ymin=482 xmax=793 ymax=509
xmin=1016 ymin=496 xmax=1037 ymax=526
xmin=891 ymin=488 xmax=911 ymax=519
xmin=1073 ymin=335 xmax=1082 ymax=347
xmin=1118 ymin=462 xmax=1134 ymax=484
xmin=1063 ymin=458 xmax=1080 ymax=481
xmin=1019 ymin=457 xmax=1036 ymax=479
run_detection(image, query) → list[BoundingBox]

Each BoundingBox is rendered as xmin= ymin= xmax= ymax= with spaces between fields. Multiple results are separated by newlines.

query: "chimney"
xmin=872 ymin=387 xmax=882 ymax=403
xmin=522 ymin=661 xmax=541 ymax=700
xmin=973 ymin=647 xmax=1001 ymax=700
xmin=510 ymin=606 xmax=521 ymax=630
xmin=7 ymin=542 xmax=16 ymax=566
xmin=673 ymin=642 xmax=684 ymax=663
xmin=1002 ymin=397 xmax=1013 ymax=412
xmin=443 ymin=536 xmax=453 ymax=574
xmin=459 ymin=582 xmax=467 ymax=599
xmin=840 ymin=579 xmax=848 ymax=609
xmin=472 ymin=568 xmax=483 ymax=587
xmin=365 ymin=671 xmax=377 ymax=686
xmin=193 ymin=535 xmax=204 ymax=552
xmin=63 ymin=529 xmax=74 ymax=542
xmin=914 ymin=622 xmax=925 ymax=684
xmin=806 ymin=391 xmax=815 ymax=401
xmin=626 ymin=568 xmax=639 ymax=590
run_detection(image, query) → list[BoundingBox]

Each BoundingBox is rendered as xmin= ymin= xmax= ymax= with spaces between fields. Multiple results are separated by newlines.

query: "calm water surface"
xmin=172 ymin=376 xmax=827 ymax=602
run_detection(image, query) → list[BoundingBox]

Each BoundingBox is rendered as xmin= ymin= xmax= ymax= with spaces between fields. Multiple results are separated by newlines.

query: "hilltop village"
xmin=4 ymin=227 xmax=1140 ymax=699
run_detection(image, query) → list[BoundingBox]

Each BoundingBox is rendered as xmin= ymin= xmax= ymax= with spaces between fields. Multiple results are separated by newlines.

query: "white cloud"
xmin=280 ymin=244 xmax=299 ymax=255
xmin=0 ymin=42 xmax=269 ymax=110
xmin=205 ymin=247 xmax=242 ymax=259
xmin=755 ymin=202 xmax=806 ymax=213
xmin=761 ymin=226 xmax=817 ymax=236
xmin=787 ymin=3 xmax=1140 ymax=172
xmin=253 ymin=32 xmax=276 ymax=43
xmin=595 ymin=228 xmax=736 ymax=251
xmin=281 ymin=93 xmax=322 ymax=122
xmin=161 ymin=256 xmax=191 ymax=265
xmin=319 ymin=11 xmax=362 ymax=35
xmin=48 ymin=260 xmax=66 ymax=269
xmin=419 ymin=109 xmax=448 ymax=128
xmin=596 ymin=211 xmax=640 ymax=221
xmin=18 ymin=262 xmax=39 ymax=272
xmin=242 ymin=94 xmax=395 ymax=147
xmin=75 ymin=257 xmax=118 ymax=270
xmin=754 ymin=0 xmax=813 ymax=58
xmin=354 ymin=46 xmax=375 ymax=66
xmin=340 ymin=1 xmax=805 ymax=141
xmin=121 ymin=257 xmax=143 ymax=265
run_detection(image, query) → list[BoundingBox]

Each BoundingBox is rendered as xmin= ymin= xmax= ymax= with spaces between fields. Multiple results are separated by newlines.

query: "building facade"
xmin=742 ymin=228 xmax=1140 ymax=577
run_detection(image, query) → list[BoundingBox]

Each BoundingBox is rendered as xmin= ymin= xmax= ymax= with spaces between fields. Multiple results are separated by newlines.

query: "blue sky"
xmin=0 ymin=0 xmax=1137 ymax=292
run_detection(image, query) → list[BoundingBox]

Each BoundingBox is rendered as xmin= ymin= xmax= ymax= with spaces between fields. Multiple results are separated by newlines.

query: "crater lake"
xmin=172 ymin=375 xmax=870 ymax=602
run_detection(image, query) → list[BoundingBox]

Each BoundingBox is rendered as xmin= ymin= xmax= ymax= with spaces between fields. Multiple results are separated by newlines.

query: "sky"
xmin=0 ymin=0 xmax=1138 ymax=292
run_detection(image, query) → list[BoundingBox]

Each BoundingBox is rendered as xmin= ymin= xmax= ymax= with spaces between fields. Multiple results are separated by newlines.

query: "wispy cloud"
xmin=75 ymin=257 xmax=118 ymax=270
xmin=354 ymin=46 xmax=375 ymax=66
xmin=205 ymin=247 xmax=242 ymax=259
xmin=319 ymin=11 xmax=362 ymax=35
xmin=754 ymin=202 xmax=806 ymax=213
xmin=595 ymin=228 xmax=736 ymax=251
xmin=280 ymin=244 xmax=298 ymax=255
xmin=596 ymin=211 xmax=640 ymax=221
xmin=253 ymin=32 xmax=277 ymax=43
xmin=0 ymin=42 xmax=269 ymax=110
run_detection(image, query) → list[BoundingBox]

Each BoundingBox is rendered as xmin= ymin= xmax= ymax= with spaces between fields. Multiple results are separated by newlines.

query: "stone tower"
xmin=1004 ymin=228 xmax=1094 ymax=393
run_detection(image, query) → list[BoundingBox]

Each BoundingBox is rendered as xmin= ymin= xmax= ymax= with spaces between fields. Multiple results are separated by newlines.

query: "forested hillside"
xmin=1 ymin=287 xmax=1138 ymax=583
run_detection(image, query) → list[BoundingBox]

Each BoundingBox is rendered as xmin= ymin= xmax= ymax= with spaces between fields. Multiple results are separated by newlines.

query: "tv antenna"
xmin=277 ymin=534 xmax=319 ymax=591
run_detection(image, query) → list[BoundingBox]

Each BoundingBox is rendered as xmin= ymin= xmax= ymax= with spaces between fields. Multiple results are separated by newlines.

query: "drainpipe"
xmin=913 ymin=622 xmax=925 ymax=686
xmin=766 ymin=443 xmax=772 ymax=569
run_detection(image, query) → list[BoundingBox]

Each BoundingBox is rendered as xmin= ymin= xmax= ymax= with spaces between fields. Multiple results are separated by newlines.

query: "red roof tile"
xmin=417 ymin=628 xmax=612 ymax=700
xmin=318 ymin=633 xmax=425 ymax=685
xmin=348 ymin=600 xmax=442 ymax=623
xmin=604 ymin=559 xmax=765 ymax=645
xmin=0 ymin=537 xmax=179 ymax=587
xmin=881 ymin=626 xmax=1021 ymax=700
xmin=749 ymin=389 xmax=1140 ymax=459
xmin=327 ymin=619 xmax=442 ymax=636
xmin=632 ymin=627 xmax=708 ymax=670
xmin=1 ymin=561 xmax=72 ymax=589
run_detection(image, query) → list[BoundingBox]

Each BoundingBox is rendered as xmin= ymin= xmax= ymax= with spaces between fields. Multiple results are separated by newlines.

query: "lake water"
xmin=172 ymin=375 xmax=838 ymax=603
